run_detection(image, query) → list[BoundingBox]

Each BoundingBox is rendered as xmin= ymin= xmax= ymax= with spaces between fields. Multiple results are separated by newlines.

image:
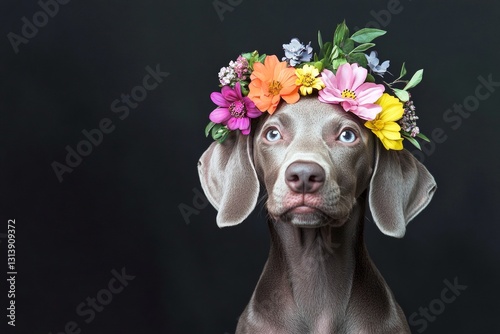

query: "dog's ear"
xmin=368 ymin=141 xmax=437 ymax=238
xmin=198 ymin=132 xmax=259 ymax=227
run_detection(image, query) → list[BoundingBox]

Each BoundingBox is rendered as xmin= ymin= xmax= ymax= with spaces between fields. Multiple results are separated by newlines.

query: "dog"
xmin=198 ymin=96 xmax=436 ymax=333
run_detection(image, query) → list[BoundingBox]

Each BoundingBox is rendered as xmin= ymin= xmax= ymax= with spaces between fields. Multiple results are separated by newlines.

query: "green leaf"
xmin=399 ymin=62 xmax=407 ymax=79
xmin=314 ymin=61 xmax=324 ymax=72
xmin=205 ymin=121 xmax=216 ymax=137
xmin=211 ymin=123 xmax=223 ymax=138
xmin=331 ymin=45 xmax=340 ymax=59
xmin=332 ymin=57 xmax=347 ymax=70
xmin=243 ymin=51 xmax=264 ymax=70
xmin=342 ymin=38 xmax=354 ymax=54
xmin=393 ymin=88 xmax=410 ymax=102
xmin=241 ymin=52 xmax=252 ymax=60
xmin=350 ymin=28 xmax=386 ymax=43
xmin=366 ymin=73 xmax=375 ymax=83
xmin=240 ymin=84 xmax=249 ymax=96
xmin=348 ymin=52 xmax=368 ymax=67
xmin=403 ymin=69 xmax=424 ymax=91
xmin=349 ymin=42 xmax=375 ymax=54
xmin=416 ymin=132 xmax=430 ymax=142
xmin=402 ymin=133 xmax=421 ymax=150
xmin=318 ymin=30 xmax=324 ymax=50
xmin=216 ymin=132 xmax=229 ymax=143
xmin=320 ymin=42 xmax=333 ymax=59
xmin=212 ymin=124 xmax=230 ymax=142
xmin=334 ymin=21 xmax=349 ymax=46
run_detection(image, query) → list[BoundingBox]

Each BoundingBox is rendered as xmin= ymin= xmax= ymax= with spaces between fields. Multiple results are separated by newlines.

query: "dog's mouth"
xmin=268 ymin=190 xmax=352 ymax=227
xmin=273 ymin=199 xmax=351 ymax=227
xmin=278 ymin=205 xmax=332 ymax=227
xmin=289 ymin=205 xmax=317 ymax=214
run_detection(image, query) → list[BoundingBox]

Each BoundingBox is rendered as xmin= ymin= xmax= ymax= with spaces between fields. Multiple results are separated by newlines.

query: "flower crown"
xmin=205 ymin=21 xmax=429 ymax=150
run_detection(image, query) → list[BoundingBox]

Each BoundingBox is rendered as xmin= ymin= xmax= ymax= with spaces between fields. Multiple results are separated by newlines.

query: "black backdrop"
xmin=1 ymin=0 xmax=500 ymax=333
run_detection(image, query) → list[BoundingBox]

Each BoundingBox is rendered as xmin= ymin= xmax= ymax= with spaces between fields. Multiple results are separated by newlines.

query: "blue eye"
xmin=266 ymin=128 xmax=282 ymax=142
xmin=339 ymin=130 xmax=356 ymax=143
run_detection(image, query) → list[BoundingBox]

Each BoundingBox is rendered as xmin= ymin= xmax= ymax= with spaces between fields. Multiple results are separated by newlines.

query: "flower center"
xmin=341 ymin=89 xmax=356 ymax=100
xmin=229 ymin=101 xmax=246 ymax=118
xmin=301 ymin=73 xmax=315 ymax=87
xmin=268 ymin=80 xmax=283 ymax=95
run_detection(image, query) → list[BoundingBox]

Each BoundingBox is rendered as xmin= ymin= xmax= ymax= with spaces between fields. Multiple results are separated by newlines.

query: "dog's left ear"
xmin=368 ymin=141 xmax=437 ymax=238
xmin=198 ymin=132 xmax=259 ymax=228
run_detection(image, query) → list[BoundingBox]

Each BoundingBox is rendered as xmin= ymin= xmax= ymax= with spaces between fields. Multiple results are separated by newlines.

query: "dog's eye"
xmin=265 ymin=128 xmax=282 ymax=142
xmin=338 ymin=130 xmax=357 ymax=143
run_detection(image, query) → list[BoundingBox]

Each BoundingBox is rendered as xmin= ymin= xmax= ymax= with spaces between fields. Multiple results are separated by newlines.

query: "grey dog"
xmin=198 ymin=97 xmax=436 ymax=333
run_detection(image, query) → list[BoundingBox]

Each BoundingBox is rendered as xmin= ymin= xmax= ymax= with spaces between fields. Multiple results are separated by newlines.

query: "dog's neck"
xmin=254 ymin=196 xmax=376 ymax=328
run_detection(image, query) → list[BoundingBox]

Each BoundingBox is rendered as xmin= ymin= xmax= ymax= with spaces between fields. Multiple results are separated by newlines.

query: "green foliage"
xmin=402 ymin=132 xmax=421 ymax=150
xmin=347 ymin=52 xmax=368 ymax=68
xmin=206 ymin=122 xmax=230 ymax=143
xmin=205 ymin=121 xmax=216 ymax=137
xmin=392 ymin=88 xmax=410 ymax=102
xmin=350 ymin=28 xmax=387 ymax=43
xmin=242 ymin=51 xmax=266 ymax=71
xmin=403 ymin=69 xmax=424 ymax=91
xmin=333 ymin=21 xmax=350 ymax=47
xmin=316 ymin=23 xmax=385 ymax=72
xmin=399 ymin=62 xmax=407 ymax=79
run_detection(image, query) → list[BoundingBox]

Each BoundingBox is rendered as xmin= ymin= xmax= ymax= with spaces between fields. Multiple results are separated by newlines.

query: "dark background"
xmin=1 ymin=0 xmax=499 ymax=333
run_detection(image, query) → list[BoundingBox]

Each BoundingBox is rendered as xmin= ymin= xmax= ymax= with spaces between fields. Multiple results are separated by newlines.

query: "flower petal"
xmin=353 ymin=104 xmax=382 ymax=120
xmin=209 ymin=108 xmax=231 ymax=123
xmin=341 ymin=100 xmax=357 ymax=112
xmin=210 ymin=92 xmax=230 ymax=107
xmin=282 ymin=89 xmax=300 ymax=104
xmin=318 ymin=90 xmax=344 ymax=104
xmin=355 ymin=83 xmax=385 ymax=104
xmin=350 ymin=64 xmax=368 ymax=91
xmin=382 ymin=137 xmax=403 ymax=150
xmin=239 ymin=117 xmax=250 ymax=131
xmin=227 ymin=117 xmax=238 ymax=130
xmin=241 ymin=126 xmax=251 ymax=135
xmin=221 ymin=85 xmax=238 ymax=102
xmin=233 ymin=82 xmax=243 ymax=100
xmin=336 ymin=63 xmax=354 ymax=90
xmin=381 ymin=122 xmax=401 ymax=132
xmin=381 ymin=129 xmax=402 ymax=140
xmin=246 ymin=107 xmax=263 ymax=118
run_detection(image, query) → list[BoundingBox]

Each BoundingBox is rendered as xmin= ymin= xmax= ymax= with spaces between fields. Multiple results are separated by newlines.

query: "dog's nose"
xmin=285 ymin=162 xmax=325 ymax=194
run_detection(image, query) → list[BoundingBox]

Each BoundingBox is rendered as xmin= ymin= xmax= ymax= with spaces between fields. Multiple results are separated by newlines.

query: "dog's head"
xmin=198 ymin=97 xmax=436 ymax=237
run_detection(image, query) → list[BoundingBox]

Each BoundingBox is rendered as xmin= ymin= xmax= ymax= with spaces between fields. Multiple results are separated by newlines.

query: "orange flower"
xmin=248 ymin=55 xmax=300 ymax=114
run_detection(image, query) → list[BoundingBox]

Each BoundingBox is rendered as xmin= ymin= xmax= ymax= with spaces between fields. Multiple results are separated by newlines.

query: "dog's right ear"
xmin=198 ymin=133 xmax=260 ymax=227
xmin=368 ymin=140 xmax=437 ymax=238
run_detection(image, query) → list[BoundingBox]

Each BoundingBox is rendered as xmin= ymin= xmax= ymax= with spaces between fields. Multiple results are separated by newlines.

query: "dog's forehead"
xmin=265 ymin=97 xmax=361 ymax=130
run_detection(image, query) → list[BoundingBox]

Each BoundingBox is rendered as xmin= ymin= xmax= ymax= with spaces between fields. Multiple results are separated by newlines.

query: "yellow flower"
xmin=295 ymin=65 xmax=325 ymax=96
xmin=364 ymin=93 xmax=404 ymax=150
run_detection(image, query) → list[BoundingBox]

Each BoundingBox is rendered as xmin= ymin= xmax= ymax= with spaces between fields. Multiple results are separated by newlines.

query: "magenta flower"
xmin=209 ymin=82 xmax=262 ymax=135
xmin=318 ymin=63 xmax=385 ymax=120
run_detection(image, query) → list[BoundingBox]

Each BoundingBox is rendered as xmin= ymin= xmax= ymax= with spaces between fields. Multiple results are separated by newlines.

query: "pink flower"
xmin=209 ymin=82 xmax=261 ymax=135
xmin=318 ymin=63 xmax=385 ymax=120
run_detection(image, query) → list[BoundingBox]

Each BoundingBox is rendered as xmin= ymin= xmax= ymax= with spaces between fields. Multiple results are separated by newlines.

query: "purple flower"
xmin=232 ymin=56 xmax=249 ymax=80
xmin=365 ymin=51 xmax=390 ymax=77
xmin=209 ymin=82 xmax=262 ymax=135
xmin=399 ymin=99 xmax=420 ymax=137
xmin=282 ymin=38 xmax=313 ymax=66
